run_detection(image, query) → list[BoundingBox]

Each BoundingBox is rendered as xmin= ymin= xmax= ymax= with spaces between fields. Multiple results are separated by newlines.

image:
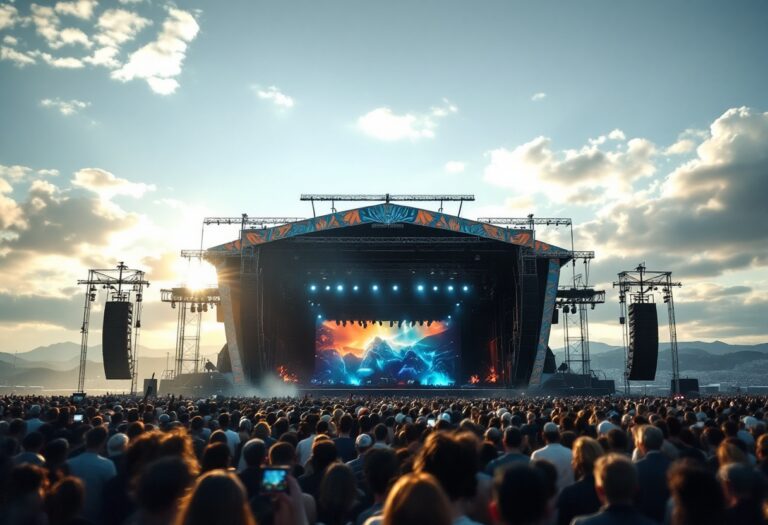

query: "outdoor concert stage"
xmin=202 ymin=203 xmax=583 ymax=394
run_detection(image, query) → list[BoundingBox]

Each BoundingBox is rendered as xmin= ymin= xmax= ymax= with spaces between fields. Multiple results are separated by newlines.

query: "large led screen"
xmin=312 ymin=320 xmax=458 ymax=386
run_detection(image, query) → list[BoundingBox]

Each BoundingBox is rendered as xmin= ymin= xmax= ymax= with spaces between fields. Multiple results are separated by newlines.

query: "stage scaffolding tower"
xmin=613 ymin=264 xmax=682 ymax=395
xmin=160 ymin=286 xmax=220 ymax=378
xmin=76 ymin=262 xmax=149 ymax=394
xmin=480 ymin=216 xmax=602 ymax=379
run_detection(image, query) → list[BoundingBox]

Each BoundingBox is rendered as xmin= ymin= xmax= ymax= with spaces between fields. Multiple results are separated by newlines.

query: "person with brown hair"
xmin=380 ymin=472 xmax=452 ymax=525
xmin=667 ymin=459 xmax=725 ymax=525
xmin=557 ymin=437 xmax=604 ymax=525
xmin=413 ymin=431 xmax=480 ymax=525
xmin=46 ymin=476 xmax=92 ymax=525
xmin=317 ymin=463 xmax=359 ymax=525
xmin=175 ymin=470 xmax=257 ymax=525
xmin=572 ymin=454 xmax=655 ymax=525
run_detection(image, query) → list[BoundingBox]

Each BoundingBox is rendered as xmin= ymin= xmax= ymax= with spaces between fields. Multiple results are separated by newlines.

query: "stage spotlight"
xmin=171 ymin=301 xmax=176 ymax=309
xmin=378 ymin=320 xmax=382 ymax=326
xmin=325 ymin=285 xmax=331 ymax=291
xmin=409 ymin=321 xmax=415 ymax=327
xmin=363 ymin=321 xmax=368 ymax=328
xmin=353 ymin=285 xmax=359 ymax=291
xmin=419 ymin=320 xmax=424 ymax=326
xmin=462 ymin=285 xmax=469 ymax=292
xmin=372 ymin=284 xmax=379 ymax=291
xmin=433 ymin=285 xmax=439 ymax=291
xmin=417 ymin=284 xmax=424 ymax=292
xmin=191 ymin=305 xmax=196 ymax=313
xmin=310 ymin=284 xmax=317 ymax=291
xmin=571 ymin=305 xmax=577 ymax=314
xmin=390 ymin=320 xmax=394 ymax=327
xmin=447 ymin=285 xmax=454 ymax=292
xmin=335 ymin=320 xmax=340 ymax=326
xmin=343 ymin=320 xmax=347 ymax=326
xmin=202 ymin=304 xmax=208 ymax=312
xmin=336 ymin=284 xmax=344 ymax=292
xmin=427 ymin=320 xmax=433 ymax=326
xmin=392 ymin=284 xmax=399 ymax=291
xmin=398 ymin=320 xmax=403 ymax=328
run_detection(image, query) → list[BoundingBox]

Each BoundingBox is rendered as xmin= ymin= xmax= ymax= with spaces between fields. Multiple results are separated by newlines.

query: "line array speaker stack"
xmin=102 ymin=301 xmax=133 ymax=379
xmin=627 ymin=302 xmax=658 ymax=380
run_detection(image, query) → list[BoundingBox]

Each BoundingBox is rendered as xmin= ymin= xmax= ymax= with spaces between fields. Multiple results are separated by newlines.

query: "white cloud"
xmin=36 ymin=51 xmax=84 ymax=68
xmin=94 ymin=8 xmax=151 ymax=47
xmin=58 ymin=27 xmax=92 ymax=48
xmin=72 ymin=168 xmax=155 ymax=199
xmin=83 ymin=45 xmax=120 ymax=68
xmin=484 ymin=131 xmax=657 ymax=204
xmin=0 ymin=45 xmax=36 ymax=66
xmin=54 ymin=0 xmax=98 ymax=20
xmin=444 ymin=161 xmax=466 ymax=174
xmin=111 ymin=7 xmax=199 ymax=95
xmin=531 ymin=92 xmax=547 ymax=101
xmin=0 ymin=4 xmax=18 ymax=31
xmin=3 ymin=35 xmax=18 ymax=46
xmin=30 ymin=4 xmax=62 ymax=48
xmin=254 ymin=85 xmax=295 ymax=108
xmin=576 ymin=107 xmax=768 ymax=278
xmin=40 ymin=97 xmax=90 ymax=116
xmin=664 ymin=138 xmax=696 ymax=155
xmin=0 ymin=165 xmax=32 ymax=182
xmin=357 ymin=99 xmax=458 ymax=141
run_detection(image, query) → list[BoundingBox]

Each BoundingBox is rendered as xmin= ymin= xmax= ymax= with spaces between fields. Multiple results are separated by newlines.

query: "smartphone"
xmin=261 ymin=467 xmax=289 ymax=493
xmin=427 ymin=418 xmax=436 ymax=428
xmin=73 ymin=414 xmax=84 ymax=423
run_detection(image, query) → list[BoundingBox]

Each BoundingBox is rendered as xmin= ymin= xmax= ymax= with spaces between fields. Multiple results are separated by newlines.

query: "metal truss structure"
xmin=76 ymin=262 xmax=149 ymax=394
xmin=300 ymin=194 xmax=475 ymax=215
xmin=160 ymin=286 xmax=220 ymax=378
xmin=613 ymin=264 xmax=682 ymax=394
xmin=484 ymin=216 xmax=602 ymax=379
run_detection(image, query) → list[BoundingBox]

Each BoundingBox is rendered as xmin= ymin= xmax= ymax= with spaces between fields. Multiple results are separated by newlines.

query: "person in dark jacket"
xmin=572 ymin=454 xmax=657 ymax=525
xmin=633 ymin=425 xmax=671 ymax=523
xmin=557 ymin=437 xmax=603 ymax=525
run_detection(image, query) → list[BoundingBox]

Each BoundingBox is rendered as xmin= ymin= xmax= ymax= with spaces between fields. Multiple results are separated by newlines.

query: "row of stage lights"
xmin=309 ymin=283 xmax=470 ymax=293
xmin=316 ymin=316 xmax=451 ymax=327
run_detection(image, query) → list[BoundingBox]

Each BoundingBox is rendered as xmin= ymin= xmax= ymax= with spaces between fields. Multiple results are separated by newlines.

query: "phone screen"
xmin=427 ymin=418 xmax=436 ymax=427
xmin=73 ymin=414 xmax=84 ymax=423
xmin=261 ymin=467 xmax=289 ymax=493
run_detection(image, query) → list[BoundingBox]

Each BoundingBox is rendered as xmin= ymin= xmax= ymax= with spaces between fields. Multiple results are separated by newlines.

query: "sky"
xmin=1 ymin=0 xmax=767 ymax=356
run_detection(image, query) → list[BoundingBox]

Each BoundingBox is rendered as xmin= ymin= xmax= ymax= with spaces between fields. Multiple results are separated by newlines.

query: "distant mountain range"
xmin=3 ymin=339 xmax=768 ymax=392
xmin=0 ymin=341 xmax=222 ymax=392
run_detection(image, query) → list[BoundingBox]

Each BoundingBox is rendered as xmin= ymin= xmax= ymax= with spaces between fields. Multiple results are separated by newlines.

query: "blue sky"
xmin=1 ymin=0 xmax=767 ymax=353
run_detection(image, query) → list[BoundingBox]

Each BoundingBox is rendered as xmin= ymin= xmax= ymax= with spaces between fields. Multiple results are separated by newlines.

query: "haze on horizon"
xmin=1 ymin=0 xmax=767 ymax=356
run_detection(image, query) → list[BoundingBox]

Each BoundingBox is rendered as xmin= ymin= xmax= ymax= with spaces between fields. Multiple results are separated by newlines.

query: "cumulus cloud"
xmin=577 ymin=107 xmax=768 ymax=279
xmin=111 ymin=7 xmax=199 ymax=95
xmin=0 ymin=45 xmax=36 ymax=66
xmin=54 ymin=0 xmax=97 ymax=20
xmin=531 ymin=92 xmax=547 ymax=101
xmin=484 ymin=131 xmax=656 ymax=204
xmin=0 ymin=4 xmax=18 ymax=31
xmin=40 ymin=97 xmax=90 ymax=116
xmin=444 ymin=161 xmax=466 ymax=174
xmin=253 ymin=85 xmax=295 ymax=108
xmin=35 ymin=51 xmax=84 ymax=68
xmin=72 ymin=168 xmax=156 ymax=199
xmin=357 ymin=99 xmax=458 ymax=141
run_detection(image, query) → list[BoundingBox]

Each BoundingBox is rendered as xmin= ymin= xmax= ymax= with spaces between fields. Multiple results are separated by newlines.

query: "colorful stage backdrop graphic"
xmin=312 ymin=320 xmax=458 ymax=386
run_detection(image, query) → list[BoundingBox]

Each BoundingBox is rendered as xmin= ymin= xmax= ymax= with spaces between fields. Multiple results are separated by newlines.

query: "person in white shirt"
xmin=530 ymin=422 xmax=574 ymax=493
xmin=218 ymin=413 xmax=241 ymax=457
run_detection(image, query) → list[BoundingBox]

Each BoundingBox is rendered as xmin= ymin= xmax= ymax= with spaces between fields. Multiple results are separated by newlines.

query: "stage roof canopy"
xmin=207 ymin=203 xmax=570 ymax=257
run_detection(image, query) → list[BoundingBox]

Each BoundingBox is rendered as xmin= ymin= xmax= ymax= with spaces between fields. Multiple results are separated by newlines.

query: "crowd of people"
xmin=1 ymin=393 xmax=768 ymax=525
